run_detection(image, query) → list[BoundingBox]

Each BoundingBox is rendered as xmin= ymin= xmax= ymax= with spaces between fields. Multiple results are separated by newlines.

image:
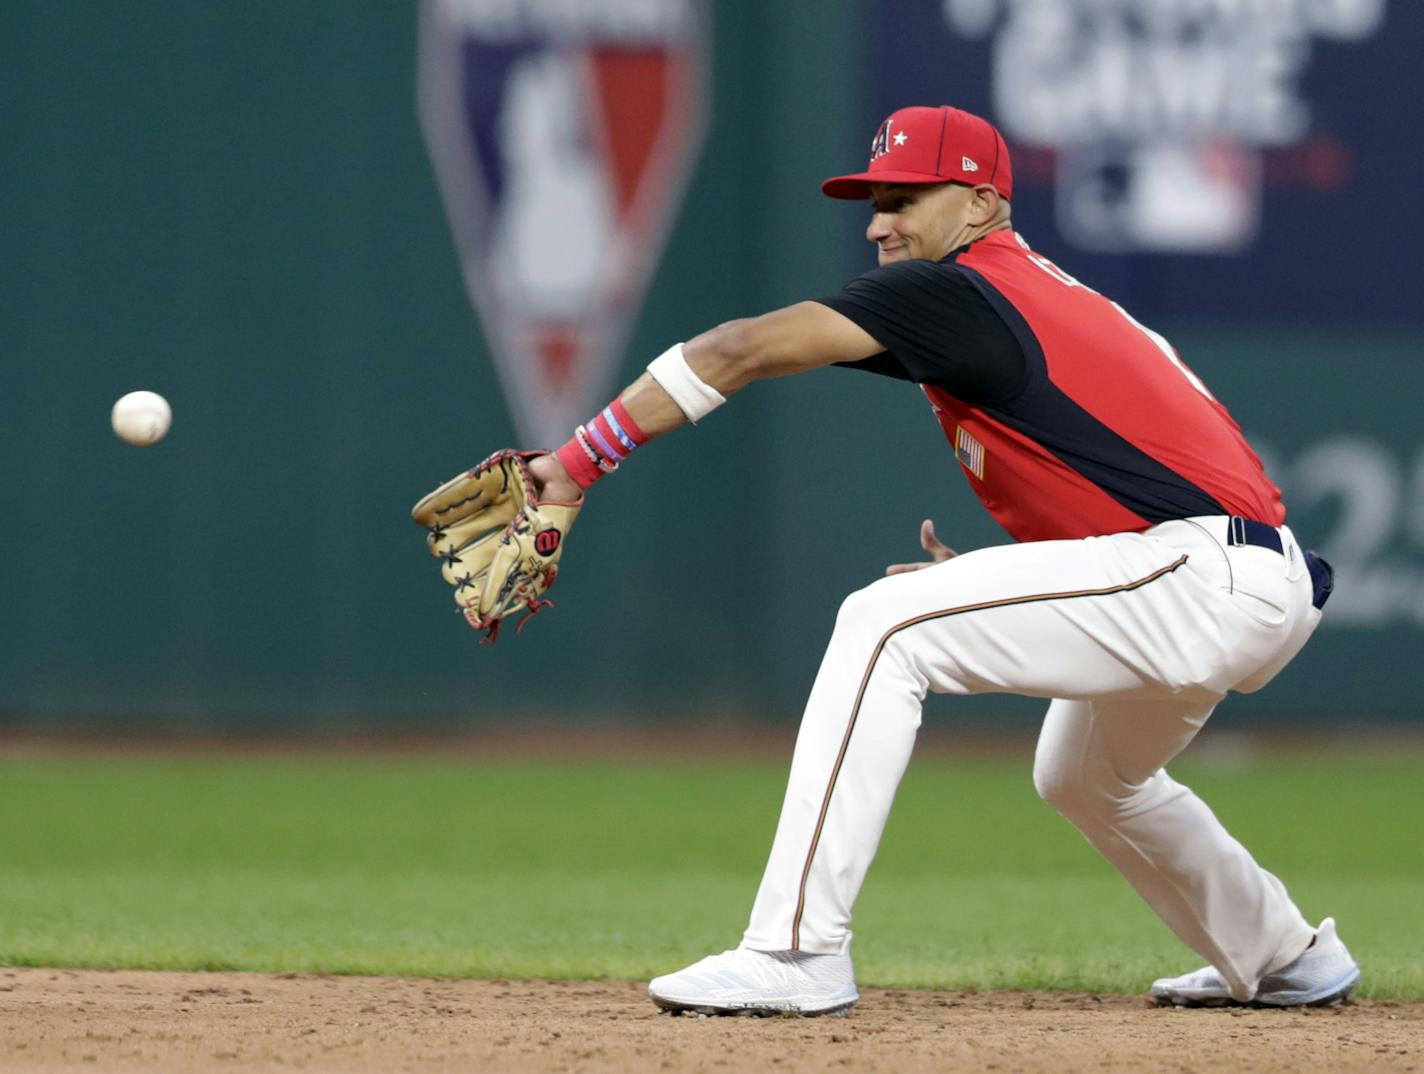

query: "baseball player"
xmin=416 ymin=105 xmax=1360 ymax=1015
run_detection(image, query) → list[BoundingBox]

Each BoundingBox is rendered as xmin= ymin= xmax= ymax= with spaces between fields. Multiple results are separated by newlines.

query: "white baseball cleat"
xmin=1151 ymin=918 xmax=1361 ymax=1008
xmin=648 ymin=946 xmax=859 ymax=1016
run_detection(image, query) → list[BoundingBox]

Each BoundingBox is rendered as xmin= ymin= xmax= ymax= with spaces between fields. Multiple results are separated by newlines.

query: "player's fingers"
xmin=920 ymin=519 xmax=957 ymax=561
xmin=918 ymin=518 xmax=939 ymax=551
xmin=884 ymin=561 xmax=931 ymax=576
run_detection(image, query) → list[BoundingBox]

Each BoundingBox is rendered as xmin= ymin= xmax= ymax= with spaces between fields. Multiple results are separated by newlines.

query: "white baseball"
xmin=111 ymin=390 xmax=172 ymax=446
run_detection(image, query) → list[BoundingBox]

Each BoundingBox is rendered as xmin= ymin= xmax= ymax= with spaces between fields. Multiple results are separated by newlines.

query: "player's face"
xmin=865 ymin=183 xmax=977 ymax=265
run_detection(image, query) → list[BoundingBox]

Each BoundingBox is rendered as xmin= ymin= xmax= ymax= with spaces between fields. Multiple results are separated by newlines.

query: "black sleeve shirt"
xmin=815 ymin=256 xmax=1027 ymax=405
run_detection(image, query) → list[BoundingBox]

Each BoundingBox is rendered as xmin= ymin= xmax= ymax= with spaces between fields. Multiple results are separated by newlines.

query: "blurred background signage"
xmin=873 ymin=0 xmax=1419 ymax=323
xmin=418 ymin=0 xmax=709 ymax=445
xmin=946 ymin=0 xmax=1388 ymax=254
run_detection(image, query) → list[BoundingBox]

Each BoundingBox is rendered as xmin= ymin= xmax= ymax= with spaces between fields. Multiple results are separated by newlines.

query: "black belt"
xmin=1225 ymin=516 xmax=1333 ymax=611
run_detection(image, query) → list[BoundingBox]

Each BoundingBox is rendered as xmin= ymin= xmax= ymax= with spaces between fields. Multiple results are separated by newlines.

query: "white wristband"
xmin=646 ymin=342 xmax=726 ymax=424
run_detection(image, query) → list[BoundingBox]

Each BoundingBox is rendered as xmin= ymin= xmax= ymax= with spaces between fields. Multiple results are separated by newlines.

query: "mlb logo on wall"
xmin=418 ymin=0 xmax=710 ymax=445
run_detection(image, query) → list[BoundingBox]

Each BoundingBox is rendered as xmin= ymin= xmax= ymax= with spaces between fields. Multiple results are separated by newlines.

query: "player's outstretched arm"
xmin=411 ymin=302 xmax=884 ymax=638
xmin=530 ymin=301 xmax=883 ymax=499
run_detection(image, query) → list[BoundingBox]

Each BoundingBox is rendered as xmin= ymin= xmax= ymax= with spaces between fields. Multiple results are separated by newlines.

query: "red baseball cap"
xmin=821 ymin=105 xmax=1013 ymax=201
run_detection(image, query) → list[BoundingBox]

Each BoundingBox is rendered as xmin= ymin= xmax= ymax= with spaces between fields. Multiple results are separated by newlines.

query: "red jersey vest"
xmin=928 ymin=231 xmax=1283 ymax=542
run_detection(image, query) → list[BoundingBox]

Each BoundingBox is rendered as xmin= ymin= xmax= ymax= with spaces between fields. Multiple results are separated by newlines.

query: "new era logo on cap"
xmin=820 ymin=105 xmax=1013 ymax=201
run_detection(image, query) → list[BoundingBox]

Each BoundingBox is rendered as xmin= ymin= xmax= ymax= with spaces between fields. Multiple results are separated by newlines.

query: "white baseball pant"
xmin=742 ymin=516 xmax=1323 ymax=1002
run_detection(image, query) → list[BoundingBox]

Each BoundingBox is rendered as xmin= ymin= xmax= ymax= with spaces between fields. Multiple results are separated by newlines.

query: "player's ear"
xmin=967 ymin=185 xmax=1000 ymax=226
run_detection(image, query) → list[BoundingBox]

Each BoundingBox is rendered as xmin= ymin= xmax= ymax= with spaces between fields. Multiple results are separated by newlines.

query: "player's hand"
xmin=528 ymin=451 xmax=583 ymax=504
xmin=885 ymin=519 xmax=957 ymax=576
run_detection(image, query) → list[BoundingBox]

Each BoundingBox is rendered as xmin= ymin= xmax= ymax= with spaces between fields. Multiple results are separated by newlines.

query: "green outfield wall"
xmin=3 ymin=3 xmax=1420 ymax=728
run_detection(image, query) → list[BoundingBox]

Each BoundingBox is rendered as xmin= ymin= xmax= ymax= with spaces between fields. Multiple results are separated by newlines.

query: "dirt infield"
xmin=1 ymin=969 xmax=1419 ymax=1074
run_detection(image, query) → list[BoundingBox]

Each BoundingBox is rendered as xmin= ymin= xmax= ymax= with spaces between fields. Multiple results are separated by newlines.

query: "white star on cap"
xmin=893 ymin=130 xmax=908 ymax=146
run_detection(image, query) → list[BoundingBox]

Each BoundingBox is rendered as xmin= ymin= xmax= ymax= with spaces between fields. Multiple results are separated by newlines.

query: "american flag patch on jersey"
xmin=955 ymin=426 xmax=986 ymax=480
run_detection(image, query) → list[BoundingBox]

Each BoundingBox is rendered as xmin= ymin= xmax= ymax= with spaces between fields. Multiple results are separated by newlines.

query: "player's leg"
xmin=1031 ymin=695 xmax=1316 ymax=1002
xmin=652 ymin=533 xmax=1191 ymax=1014
xmin=651 ymin=522 xmax=1314 ymax=1014
xmin=737 ymin=530 xmax=1234 ymax=962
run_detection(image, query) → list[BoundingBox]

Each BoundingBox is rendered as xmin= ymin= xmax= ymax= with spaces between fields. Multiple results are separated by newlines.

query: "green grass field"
xmin=0 ymin=750 xmax=1420 ymax=998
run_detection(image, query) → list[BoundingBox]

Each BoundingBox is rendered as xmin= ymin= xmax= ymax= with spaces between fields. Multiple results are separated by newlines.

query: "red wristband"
xmin=553 ymin=398 xmax=650 ymax=490
xmin=554 ymin=437 xmax=602 ymax=490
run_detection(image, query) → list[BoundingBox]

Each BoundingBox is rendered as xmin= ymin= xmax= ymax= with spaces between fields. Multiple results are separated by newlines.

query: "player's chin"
xmin=877 ymin=246 xmax=910 ymax=265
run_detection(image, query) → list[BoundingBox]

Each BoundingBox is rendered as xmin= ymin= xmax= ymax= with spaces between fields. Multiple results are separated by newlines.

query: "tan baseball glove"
xmin=411 ymin=450 xmax=582 ymax=642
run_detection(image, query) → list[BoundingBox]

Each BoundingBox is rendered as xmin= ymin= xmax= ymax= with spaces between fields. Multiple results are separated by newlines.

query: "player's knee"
xmin=833 ymin=582 xmax=897 ymax=640
xmin=1032 ymin=756 xmax=1078 ymax=812
xmin=834 ymin=583 xmax=928 ymax=676
xmin=1033 ymin=756 xmax=1108 ymax=819
xmin=1034 ymin=757 xmax=1145 ymax=825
